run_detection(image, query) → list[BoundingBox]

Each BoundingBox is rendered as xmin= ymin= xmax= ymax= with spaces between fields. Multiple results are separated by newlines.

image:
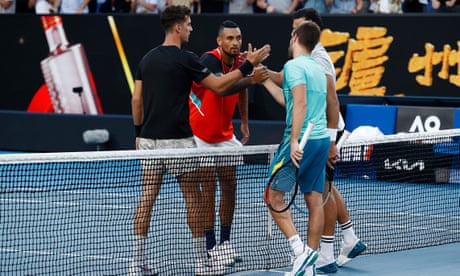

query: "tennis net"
xmin=1 ymin=129 xmax=460 ymax=275
xmin=331 ymin=128 xmax=460 ymax=254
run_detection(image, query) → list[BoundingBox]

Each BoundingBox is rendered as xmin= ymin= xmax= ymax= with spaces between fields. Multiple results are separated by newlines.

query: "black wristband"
xmin=238 ymin=60 xmax=254 ymax=77
xmin=135 ymin=125 xmax=142 ymax=137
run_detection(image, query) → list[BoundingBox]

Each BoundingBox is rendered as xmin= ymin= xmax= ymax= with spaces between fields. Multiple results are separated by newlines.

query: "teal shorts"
xmin=269 ymin=138 xmax=329 ymax=193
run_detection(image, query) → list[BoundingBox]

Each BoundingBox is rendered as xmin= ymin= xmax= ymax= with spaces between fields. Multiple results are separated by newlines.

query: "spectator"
xmin=329 ymin=0 xmax=363 ymax=13
xmin=88 ymin=0 xmax=97 ymax=12
xmin=302 ymin=0 xmax=330 ymax=14
xmin=35 ymin=0 xmax=60 ymax=13
xmin=16 ymin=0 xmax=36 ymax=13
xmin=359 ymin=0 xmax=372 ymax=12
xmin=132 ymin=0 xmax=159 ymax=13
xmin=228 ymin=0 xmax=255 ymax=13
xmin=0 ymin=0 xmax=15 ymax=13
xmin=200 ymin=0 xmax=224 ymax=13
xmin=256 ymin=0 xmax=300 ymax=13
xmin=99 ymin=0 xmax=131 ymax=13
xmin=372 ymin=0 xmax=402 ymax=13
xmin=59 ymin=0 xmax=91 ymax=13
xmin=252 ymin=0 xmax=264 ymax=12
xmin=431 ymin=0 xmax=460 ymax=12
xmin=401 ymin=0 xmax=427 ymax=12
xmin=167 ymin=0 xmax=200 ymax=13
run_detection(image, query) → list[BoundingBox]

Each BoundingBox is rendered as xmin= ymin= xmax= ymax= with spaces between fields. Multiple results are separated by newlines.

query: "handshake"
xmin=237 ymin=43 xmax=272 ymax=85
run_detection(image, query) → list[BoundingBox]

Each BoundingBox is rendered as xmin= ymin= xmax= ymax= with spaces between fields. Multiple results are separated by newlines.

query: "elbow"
xmin=131 ymin=96 xmax=142 ymax=109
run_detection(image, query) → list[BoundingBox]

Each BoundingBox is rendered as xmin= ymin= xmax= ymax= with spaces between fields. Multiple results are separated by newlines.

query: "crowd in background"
xmin=1 ymin=0 xmax=459 ymax=15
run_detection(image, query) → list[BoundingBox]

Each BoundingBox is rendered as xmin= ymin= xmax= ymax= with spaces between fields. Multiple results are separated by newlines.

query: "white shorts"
xmin=194 ymin=135 xmax=244 ymax=167
xmin=138 ymin=137 xmax=199 ymax=177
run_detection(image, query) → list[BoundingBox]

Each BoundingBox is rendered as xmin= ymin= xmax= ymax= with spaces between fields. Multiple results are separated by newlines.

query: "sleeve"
xmin=314 ymin=55 xmax=335 ymax=77
xmin=185 ymin=51 xmax=212 ymax=83
xmin=135 ymin=61 xmax=143 ymax=81
xmin=200 ymin=53 xmax=222 ymax=75
xmin=284 ymin=60 xmax=306 ymax=89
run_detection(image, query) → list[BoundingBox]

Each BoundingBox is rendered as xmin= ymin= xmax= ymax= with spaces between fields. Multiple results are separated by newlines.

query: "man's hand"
xmin=250 ymin=65 xmax=269 ymax=84
xmin=246 ymin=43 xmax=271 ymax=66
xmin=290 ymin=140 xmax=303 ymax=168
xmin=240 ymin=123 xmax=250 ymax=145
xmin=237 ymin=51 xmax=248 ymax=64
xmin=327 ymin=143 xmax=338 ymax=169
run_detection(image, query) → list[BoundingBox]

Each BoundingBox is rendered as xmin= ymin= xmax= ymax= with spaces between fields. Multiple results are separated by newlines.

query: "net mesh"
xmin=1 ymin=129 xmax=460 ymax=275
xmin=333 ymin=128 xmax=460 ymax=254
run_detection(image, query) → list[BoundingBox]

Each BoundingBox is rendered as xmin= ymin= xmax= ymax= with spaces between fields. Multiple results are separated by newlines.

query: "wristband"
xmin=327 ymin=128 xmax=337 ymax=142
xmin=238 ymin=60 xmax=254 ymax=76
xmin=135 ymin=125 xmax=142 ymax=137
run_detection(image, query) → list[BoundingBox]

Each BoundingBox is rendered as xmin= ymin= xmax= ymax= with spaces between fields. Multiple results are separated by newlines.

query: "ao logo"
xmin=409 ymin=115 xmax=440 ymax=132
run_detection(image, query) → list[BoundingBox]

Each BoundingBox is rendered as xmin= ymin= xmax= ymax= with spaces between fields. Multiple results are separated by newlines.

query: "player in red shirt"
xmin=189 ymin=20 xmax=267 ymax=267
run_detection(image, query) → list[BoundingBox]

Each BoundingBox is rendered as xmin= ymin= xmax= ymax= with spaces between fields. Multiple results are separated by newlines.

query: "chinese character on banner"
xmin=322 ymin=27 xmax=393 ymax=96
xmin=408 ymin=41 xmax=460 ymax=87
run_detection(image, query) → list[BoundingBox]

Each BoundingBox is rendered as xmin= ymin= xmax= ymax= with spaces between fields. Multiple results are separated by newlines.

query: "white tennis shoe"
xmin=195 ymin=256 xmax=227 ymax=276
xmin=285 ymin=246 xmax=318 ymax=276
xmin=208 ymin=241 xmax=242 ymax=267
xmin=336 ymin=239 xmax=367 ymax=267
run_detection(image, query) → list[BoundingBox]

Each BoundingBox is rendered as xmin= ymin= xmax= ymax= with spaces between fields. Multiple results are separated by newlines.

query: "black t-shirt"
xmin=135 ymin=45 xmax=211 ymax=139
xmin=200 ymin=53 xmax=222 ymax=74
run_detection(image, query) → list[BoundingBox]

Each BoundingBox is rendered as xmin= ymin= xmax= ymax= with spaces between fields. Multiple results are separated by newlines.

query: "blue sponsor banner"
xmin=345 ymin=104 xmax=397 ymax=134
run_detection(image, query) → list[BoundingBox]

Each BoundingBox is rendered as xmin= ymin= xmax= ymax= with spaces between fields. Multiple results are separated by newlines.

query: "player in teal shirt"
xmin=263 ymin=21 xmax=329 ymax=276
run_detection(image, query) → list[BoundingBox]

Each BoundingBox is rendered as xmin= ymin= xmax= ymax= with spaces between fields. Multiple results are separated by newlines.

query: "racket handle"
xmin=299 ymin=121 xmax=314 ymax=150
xmin=336 ymin=129 xmax=351 ymax=150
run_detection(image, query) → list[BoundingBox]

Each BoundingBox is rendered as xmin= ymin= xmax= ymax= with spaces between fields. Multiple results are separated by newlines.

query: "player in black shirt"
xmin=129 ymin=5 xmax=270 ymax=276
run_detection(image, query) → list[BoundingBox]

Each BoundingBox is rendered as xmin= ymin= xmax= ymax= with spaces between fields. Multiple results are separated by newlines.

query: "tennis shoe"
xmin=285 ymin=246 xmax=318 ymax=276
xmin=208 ymin=241 xmax=242 ymax=267
xmin=195 ymin=257 xmax=227 ymax=276
xmin=304 ymin=265 xmax=317 ymax=276
xmin=336 ymin=239 xmax=367 ymax=267
xmin=128 ymin=262 xmax=158 ymax=276
xmin=315 ymin=250 xmax=337 ymax=274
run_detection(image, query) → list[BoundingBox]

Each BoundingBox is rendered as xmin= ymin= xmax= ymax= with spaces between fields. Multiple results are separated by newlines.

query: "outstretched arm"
xmin=262 ymin=78 xmax=285 ymax=107
xmin=200 ymin=44 xmax=271 ymax=95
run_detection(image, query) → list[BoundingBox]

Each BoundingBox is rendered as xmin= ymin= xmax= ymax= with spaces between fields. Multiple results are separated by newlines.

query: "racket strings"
xmin=266 ymin=164 xmax=298 ymax=213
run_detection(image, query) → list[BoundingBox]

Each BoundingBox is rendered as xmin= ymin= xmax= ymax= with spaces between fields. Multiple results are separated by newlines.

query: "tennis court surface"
xmin=230 ymin=242 xmax=460 ymax=275
xmin=1 ymin=130 xmax=459 ymax=275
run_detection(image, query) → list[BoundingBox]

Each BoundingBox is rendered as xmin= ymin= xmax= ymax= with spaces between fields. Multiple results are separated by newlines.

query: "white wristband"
xmin=327 ymin=128 xmax=337 ymax=142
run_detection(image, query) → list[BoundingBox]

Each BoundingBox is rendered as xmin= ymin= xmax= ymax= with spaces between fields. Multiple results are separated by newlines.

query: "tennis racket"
xmin=293 ymin=129 xmax=351 ymax=215
xmin=322 ymin=129 xmax=351 ymax=206
xmin=264 ymin=122 xmax=314 ymax=213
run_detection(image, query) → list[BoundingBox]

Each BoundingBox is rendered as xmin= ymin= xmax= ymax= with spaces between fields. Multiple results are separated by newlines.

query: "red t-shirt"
xmin=189 ymin=48 xmax=243 ymax=143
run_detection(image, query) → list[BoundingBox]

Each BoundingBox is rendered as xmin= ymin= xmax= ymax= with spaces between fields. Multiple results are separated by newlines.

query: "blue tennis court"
xmin=231 ymin=242 xmax=460 ymax=275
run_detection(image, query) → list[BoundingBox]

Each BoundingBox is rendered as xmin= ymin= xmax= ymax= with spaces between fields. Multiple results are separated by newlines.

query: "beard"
xmin=222 ymin=48 xmax=240 ymax=59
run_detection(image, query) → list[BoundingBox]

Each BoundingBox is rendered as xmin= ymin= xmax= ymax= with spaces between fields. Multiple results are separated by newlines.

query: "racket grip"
xmin=336 ymin=129 xmax=351 ymax=150
xmin=299 ymin=121 xmax=314 ymax=150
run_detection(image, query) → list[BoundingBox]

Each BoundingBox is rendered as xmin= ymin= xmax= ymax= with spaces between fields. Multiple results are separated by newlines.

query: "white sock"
xmin=193 ymin=237 xmax=207 ymax=260
xmin=341 ymin=220 xmax=358 ymax=245
xmin=133 ymin=235 xmax=146 ymax=265
xmin=319 ymin=236 xmax=334 ymax=261
xmin=288 ymin=234 xmax=304 ymax=257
